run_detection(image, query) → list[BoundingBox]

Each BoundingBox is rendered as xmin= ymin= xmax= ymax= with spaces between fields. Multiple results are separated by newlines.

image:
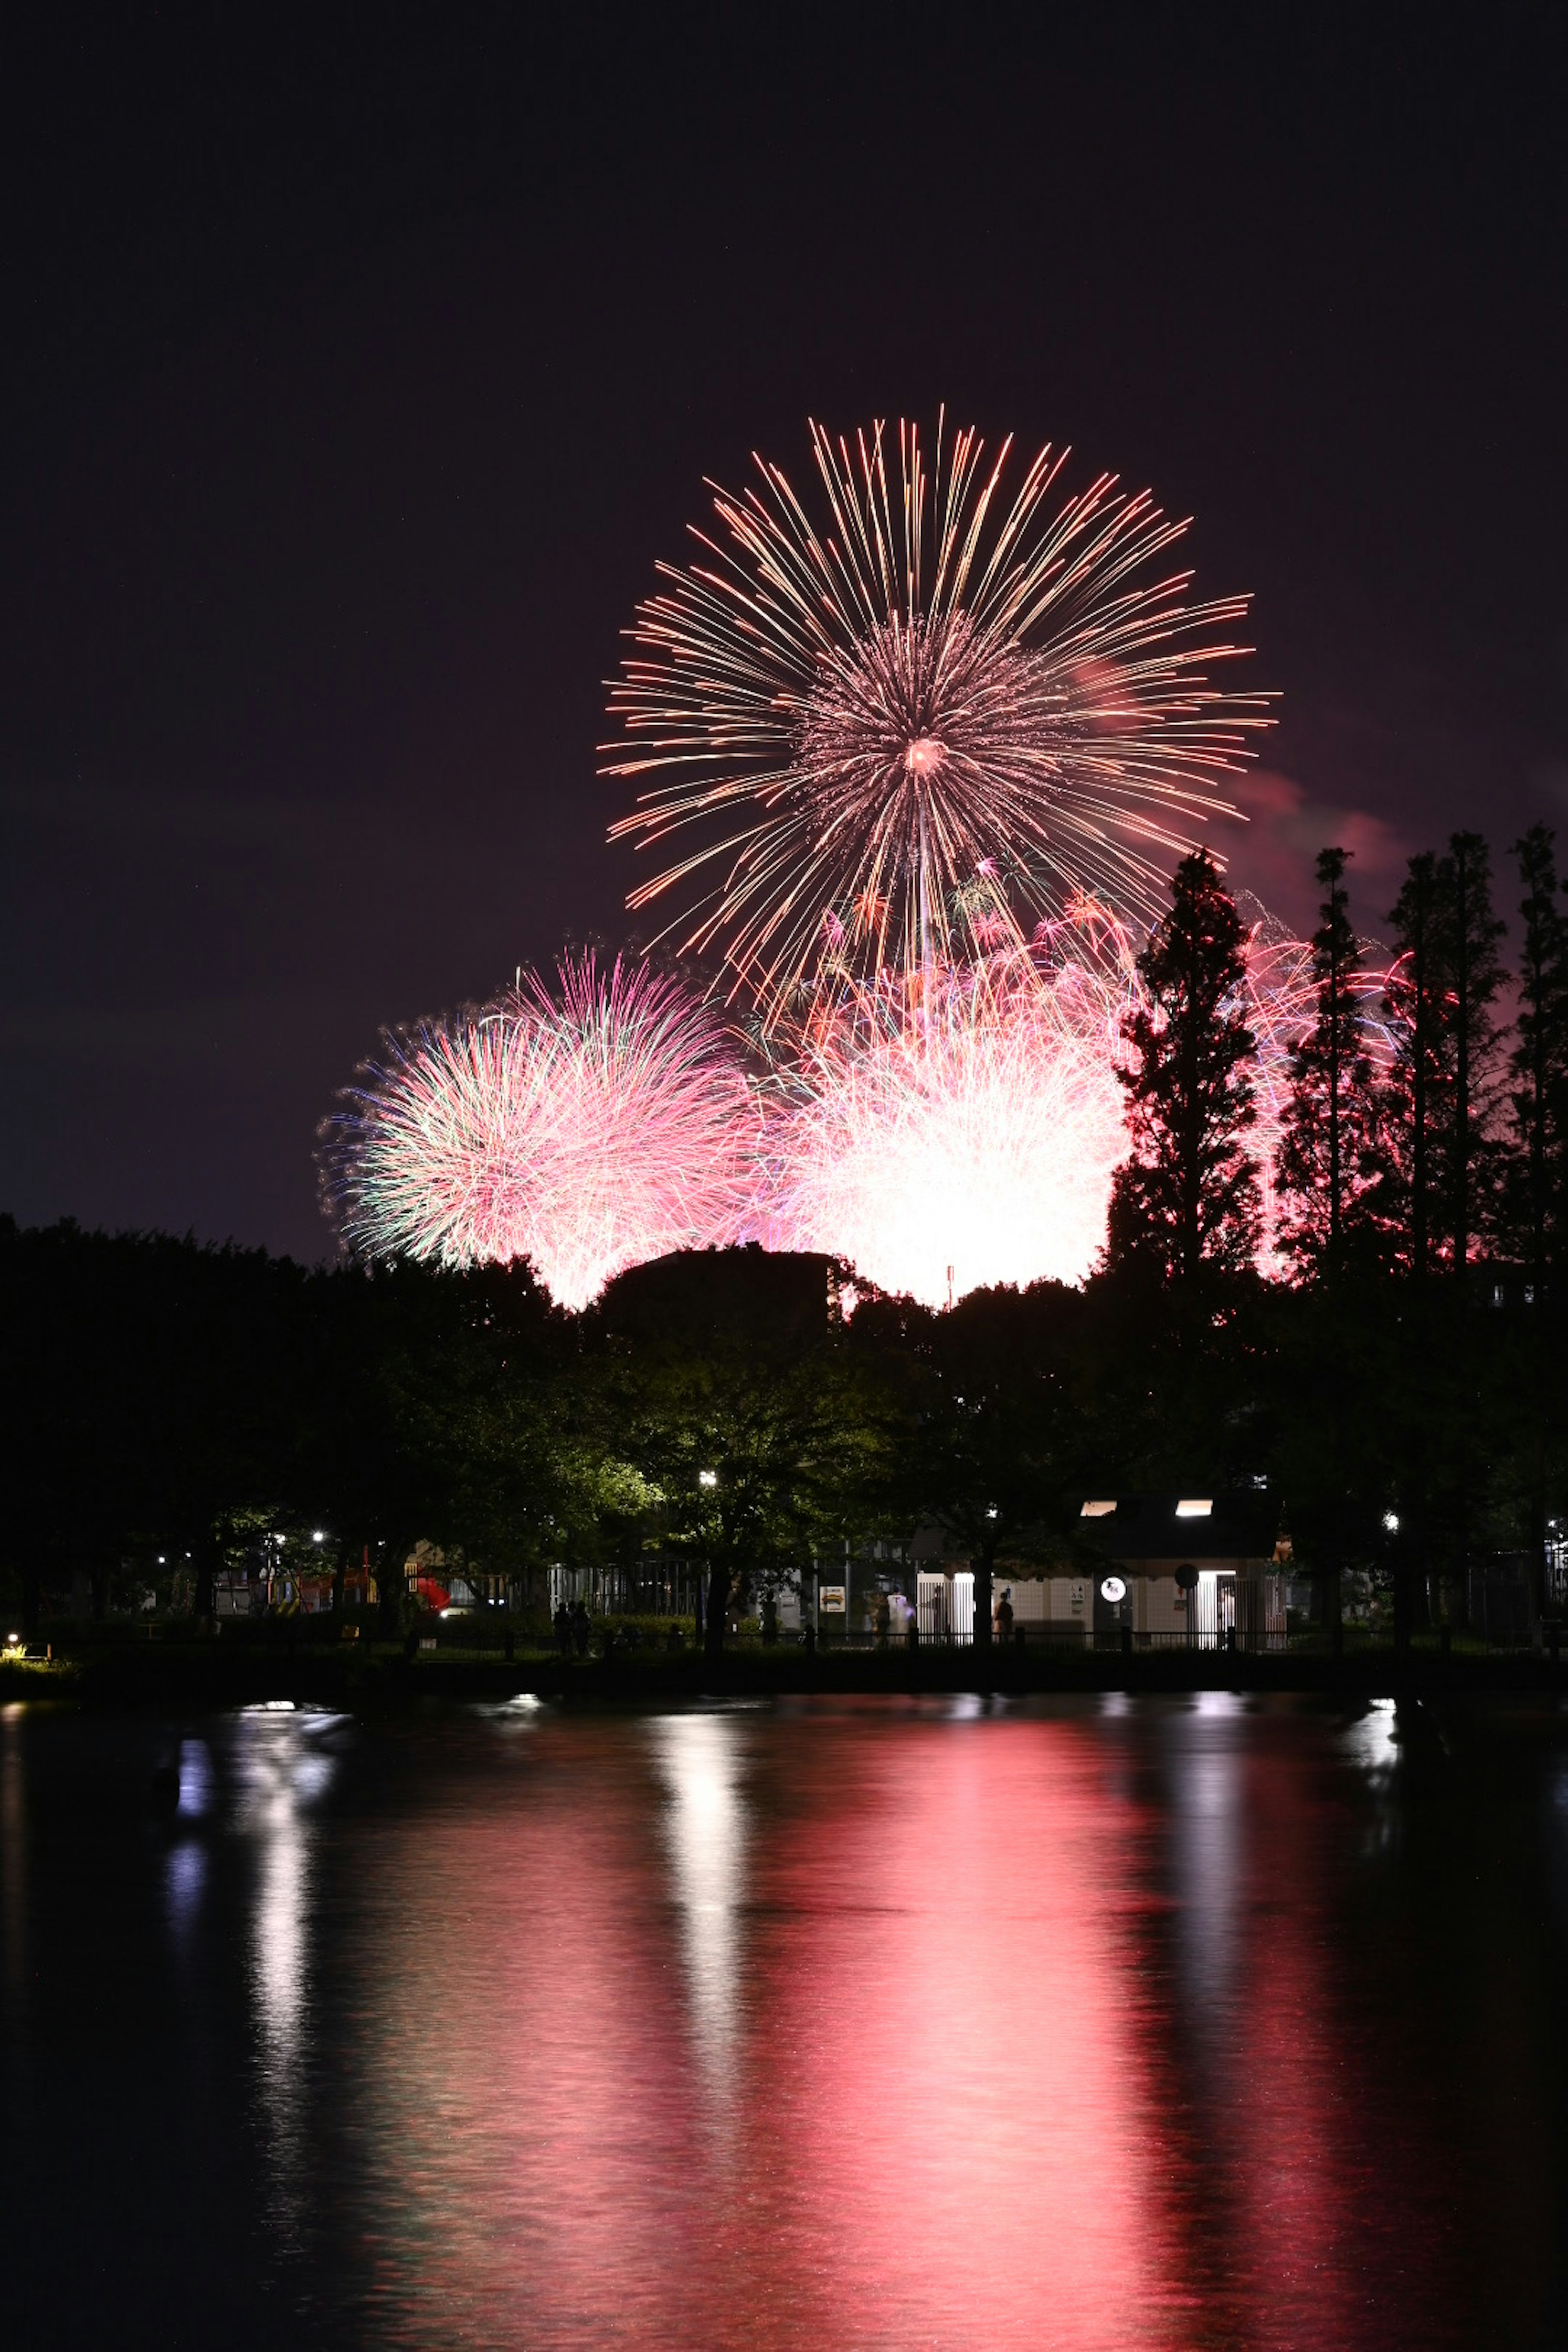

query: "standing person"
xmin=553 ymin=1599 xmax=571 ymax=1656
xmin=873 ymin=1589 xmax=891 ymax=1648
xmin=994 ymin=1588 xmax=1014 ymax=1643
xmin=570 ymin=1598 xmax=590 ymax=1657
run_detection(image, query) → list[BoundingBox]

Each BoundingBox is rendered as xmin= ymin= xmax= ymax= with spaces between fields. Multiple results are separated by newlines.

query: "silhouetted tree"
xmin=1275 ymin=845 xmax=1382 ymax=1274
xmin=593 ymin=1251 xmax=906 ymax=1662
xmin=1105 ymin=849 xmax=1260 ymax=1284
xmin=923 ymin=1283 xmax=1088 ymax=1655
xmin=1441 ymin=831 xmax=1508 ymax=1274
xmin=1383 ymin=835 xmax=1508 ymax=1277
xmin=1509 ymin=824 xmax=1568 ymax=1287
xmin=1506 ymin=824 xmax=1568 ymax=1625
xmin=1383 ymin=851 xmax=1448 ymax=1276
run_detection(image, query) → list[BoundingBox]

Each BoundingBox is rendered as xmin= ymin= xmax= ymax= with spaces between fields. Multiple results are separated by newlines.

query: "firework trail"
xmin=321 ymin=954 xmax=753 ymax=1310
xmin=604 ymin=415 xmax=1270 ymax=1021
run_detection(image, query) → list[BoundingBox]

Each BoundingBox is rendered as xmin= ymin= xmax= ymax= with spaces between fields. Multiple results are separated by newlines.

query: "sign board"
xmin=819 ymin=1585 xmax=847 ymax=1613
xmin=1099 ymin=1575 xmax=1127 ymax=1606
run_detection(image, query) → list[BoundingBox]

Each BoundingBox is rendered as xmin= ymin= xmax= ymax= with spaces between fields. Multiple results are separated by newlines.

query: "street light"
xmin=1383 ymin=1511 xmax=1400 ymax=1533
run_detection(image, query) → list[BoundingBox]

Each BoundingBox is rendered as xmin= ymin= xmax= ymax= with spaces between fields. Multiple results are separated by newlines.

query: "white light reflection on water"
xmin=649 ymin=1711 xmax=748 ymax=2116
xmin=470 ymin=1691 xmax=544 ymax=1729
xmin=1344 ymin=1695 xmax=1400 ymax=1776
xmin=1166 ymin=1693 xmax=1245 ymax=2032
xmin=165 ymin=1839 xmax=206 ymax=1956
xmin=231 ymin=1708 xmax=343 ymax=2250
xmin=175 ymin=1735 xmax=213 ymax=1819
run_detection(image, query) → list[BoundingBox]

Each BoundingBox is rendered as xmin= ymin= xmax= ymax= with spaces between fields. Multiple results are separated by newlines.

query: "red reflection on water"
xmin=731 ymin=1709 xmax=1186 ymax=2350
xmin=1168 ymin=1719 xmax=1471 ymax=2350
xmin=346 ymin=1726 xmax=714 ymax=2346
xmin=334 ymin=1702 xmax=1510 ymax=2350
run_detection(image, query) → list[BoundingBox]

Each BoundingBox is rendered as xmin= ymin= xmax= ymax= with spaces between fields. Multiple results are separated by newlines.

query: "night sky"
xmin=2 ymin=12 xmax=1564 ymax=1262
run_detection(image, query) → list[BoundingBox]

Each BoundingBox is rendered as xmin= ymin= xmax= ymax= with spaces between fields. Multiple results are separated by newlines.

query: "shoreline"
xmin=4 ymin=1639 xmax=1566 ymax=1710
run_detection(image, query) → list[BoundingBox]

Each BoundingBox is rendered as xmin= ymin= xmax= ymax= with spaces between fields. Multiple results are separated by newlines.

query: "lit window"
xmin=1175 ymin=1499 xmax=1212 ymax=1518
xmin=1080 ymin=1499 xmax=1117 ymax=1518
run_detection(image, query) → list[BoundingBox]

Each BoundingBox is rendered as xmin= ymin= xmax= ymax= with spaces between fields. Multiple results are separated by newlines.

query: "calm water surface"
xmin=4 ymin=1692 xmax=1568 ymax=2349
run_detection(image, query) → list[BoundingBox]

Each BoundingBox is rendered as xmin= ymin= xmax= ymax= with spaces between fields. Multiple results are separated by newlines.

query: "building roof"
xmin=1075 ymin=1490 xmax=1278 ymax=1563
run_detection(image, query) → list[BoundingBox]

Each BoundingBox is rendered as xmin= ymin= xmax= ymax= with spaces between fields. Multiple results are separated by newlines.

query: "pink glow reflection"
xmin=734 ymin=1708 xmax=1184 ymax=2349
xmin=332 ymin=1701 xmax=1494 ymax=2350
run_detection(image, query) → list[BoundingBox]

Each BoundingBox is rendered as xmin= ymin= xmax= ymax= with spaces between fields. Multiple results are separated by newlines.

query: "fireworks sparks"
xmin=323 ymin=911 xmax=1389 ymax=1310
xmin=320 ymin=955 xmax=753 ymax=1310
xmin=320 ymin=415 xmax=1394 ymax=1306
xmin=754 ymin=927 xmax=1134 ymax=1305
xmin=603 ymin=415 xmax=1271 ymax=1021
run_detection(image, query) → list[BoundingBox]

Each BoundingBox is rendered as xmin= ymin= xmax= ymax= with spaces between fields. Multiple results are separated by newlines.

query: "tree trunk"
xmin=1530 ymin=1401 xmax=1550 ymax=1641
xmin=379 ymin=1541 xmax=407 ymax=1636
xmin=972 ymin=1556 xmax=993 ymax=1655
xmin=704 ymin=1562 xmax=730 ymax=1664
xmin=193 ymin=1527 xmax=217 ymax=1621
xmin=1392 ymin=1519 xmax=1414 ymax=1659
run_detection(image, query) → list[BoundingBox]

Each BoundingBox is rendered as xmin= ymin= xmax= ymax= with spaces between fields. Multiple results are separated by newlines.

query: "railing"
xmin=809 ymin=1623 xmax=1291 ymax=1655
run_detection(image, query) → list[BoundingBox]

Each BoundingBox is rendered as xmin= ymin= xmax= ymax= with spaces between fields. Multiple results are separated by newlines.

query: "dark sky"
xmin=2 ymin=9 xmax=1564 ymax=1261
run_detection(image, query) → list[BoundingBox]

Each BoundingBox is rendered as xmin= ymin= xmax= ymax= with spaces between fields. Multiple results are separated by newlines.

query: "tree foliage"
xmin=1105 ymin=849 xmax=1260 ymax=1285
xmin=1275 ymin=846 xmax=1383 ymax=1273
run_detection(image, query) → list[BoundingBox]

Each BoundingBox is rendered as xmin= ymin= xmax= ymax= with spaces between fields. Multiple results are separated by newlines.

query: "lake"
xmin=4 ymin=1692 xmax=1567 ymax=2348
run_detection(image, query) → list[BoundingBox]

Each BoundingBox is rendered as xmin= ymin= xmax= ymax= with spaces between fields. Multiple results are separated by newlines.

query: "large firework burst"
xmin=604 ymin=415 xmax=1271 ymax=1022
xmin=320 ymin=954 xmax=753 ymax=1310
xmin=754 ymin=908 xmax=1138 ymax=1304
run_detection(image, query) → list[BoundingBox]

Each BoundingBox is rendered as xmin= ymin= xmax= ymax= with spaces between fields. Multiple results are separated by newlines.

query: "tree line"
xmin=1103 ymin=823 xmax=1568 ymax=1641
xmin=4 ymin=825 xmax=1566 ymax=1656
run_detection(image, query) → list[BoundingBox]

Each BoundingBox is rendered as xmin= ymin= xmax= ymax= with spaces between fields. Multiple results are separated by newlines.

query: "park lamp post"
xmin=695 ymin=1470 xmax=719 ymax=1637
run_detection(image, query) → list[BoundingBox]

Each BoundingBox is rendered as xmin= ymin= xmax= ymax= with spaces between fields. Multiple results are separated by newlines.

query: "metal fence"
xmin=814 ymin=1624 xmax=1290 ymax=1656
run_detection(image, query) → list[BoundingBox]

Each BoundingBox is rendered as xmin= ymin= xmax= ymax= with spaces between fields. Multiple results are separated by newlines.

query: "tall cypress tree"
xmin=1510 ymin=823 xmax=1568 ymax=1289
xmin=1276 ymin=845 xmax=1380 ymax=1273
xmin=1440 ymin=831 xmax=1507 ymax=1276
xmin=1105 ymin=849 xmax=1260 ymax=1284
xmin=1508 ymin=824 xmax=1568 ymax=1631
xmin=1382 ymin=852 xmax=1448 ymax=1275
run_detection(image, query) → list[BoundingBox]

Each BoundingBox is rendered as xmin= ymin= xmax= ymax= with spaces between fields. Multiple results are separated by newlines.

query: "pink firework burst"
xmin=754 ymin=915 xmax=1139 ymax=1305
xmin=604 ymin=414 xmax=1271 ymax=1022
xmin=321 ymin=954 xmax=754 ymax=1310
